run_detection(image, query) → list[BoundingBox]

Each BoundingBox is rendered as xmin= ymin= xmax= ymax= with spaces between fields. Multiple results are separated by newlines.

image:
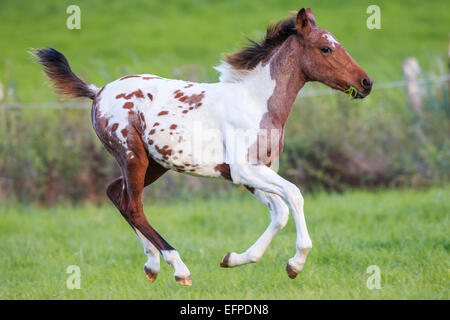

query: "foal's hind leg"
xmin=104 ymin=132 xmax=191 ymax=286
xmin=221 ymin=188 xmax=289 ymax=267
xmin=106 ymin=163 xmax=166 ymax=282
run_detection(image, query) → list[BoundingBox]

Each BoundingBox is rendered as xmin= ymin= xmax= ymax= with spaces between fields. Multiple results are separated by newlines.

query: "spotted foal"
xmin=34 ymin=8 xmax=372 ymax=286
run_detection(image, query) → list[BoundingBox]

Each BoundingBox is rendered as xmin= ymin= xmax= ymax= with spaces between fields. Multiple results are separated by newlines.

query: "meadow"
xmin=0 ymin=186 xmax=448 ymax=299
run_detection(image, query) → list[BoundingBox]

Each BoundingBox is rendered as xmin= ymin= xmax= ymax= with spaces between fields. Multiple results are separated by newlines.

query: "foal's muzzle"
xmin=357 ymin=77 xmax=373 ymax=98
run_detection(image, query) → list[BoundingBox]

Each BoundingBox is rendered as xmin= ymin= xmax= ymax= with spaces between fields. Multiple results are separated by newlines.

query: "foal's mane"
xmin=225 ymin=15 xmax=298 ymax=70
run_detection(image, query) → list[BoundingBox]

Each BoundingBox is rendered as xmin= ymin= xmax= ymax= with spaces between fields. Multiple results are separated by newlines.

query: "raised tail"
xmin=32 ymin=47 xmax=99 ymax=100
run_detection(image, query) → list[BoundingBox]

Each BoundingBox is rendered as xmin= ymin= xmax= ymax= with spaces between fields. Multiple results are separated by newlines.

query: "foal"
xmin=34 ymin=8 xmax=372 ymax=286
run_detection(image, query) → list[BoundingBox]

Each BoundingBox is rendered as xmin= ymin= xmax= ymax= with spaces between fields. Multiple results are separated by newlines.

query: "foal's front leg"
xmin=230 ymin=165 xmax=312 ymax=279
xmin=221 ymin=189 xmax=289 ymax=267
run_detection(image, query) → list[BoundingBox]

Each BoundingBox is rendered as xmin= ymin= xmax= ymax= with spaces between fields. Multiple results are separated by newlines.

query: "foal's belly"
xmin=142 ymin=112 xmax=225 ymax=178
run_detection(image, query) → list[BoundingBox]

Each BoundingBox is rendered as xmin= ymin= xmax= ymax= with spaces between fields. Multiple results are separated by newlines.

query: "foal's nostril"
xmin=361 ymin=77 xmax=372 ymax=91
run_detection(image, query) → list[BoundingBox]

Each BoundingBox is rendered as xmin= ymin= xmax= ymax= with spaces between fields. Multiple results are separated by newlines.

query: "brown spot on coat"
xmin=133 ymin=89 xmax=144 ymax=98
xmin=111 ymin=123 xmax=119 ymax=132
xmin=119 ymin=75 xmax=140 ymax=80
xmin=96 ymin=86 xmax=105 ymax=97
xmin=155 ymin=145 xmax=173 ymax=158
xmin=175 ymin=91 xmax=205 ymax=107
xmin=121 ymin=128 xmax=128 ymax=137
xmin=169 ymin=124 xmax=177 ymax=130
xmin=153 ymin=122 xmax=160 ymax=127
xmin=149 ymin=129 xmax=156 ymax=135
xmin=139 ymin=113 xmax=146 ymax=130
xmin=147 ymin=93 xmax=153 ymax=100
xmin=157 ymin=111 xmax=168 ymax=116
xmin=123 ymin=102 xmax=134 ymax=109
xmin=245 ymin=185 xmax=255 ymax=194
xmin=116 ymin=89 xmax=145 ymax=100
xmin=214 ymin=164 xmax=231 ymax=180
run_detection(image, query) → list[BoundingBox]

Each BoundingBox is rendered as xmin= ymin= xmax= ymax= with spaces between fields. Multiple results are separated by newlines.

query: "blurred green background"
xmin=0 ymin=0 xmax=448 ymax=101
xmin=0 ymin=0 xmax=448 ymax=299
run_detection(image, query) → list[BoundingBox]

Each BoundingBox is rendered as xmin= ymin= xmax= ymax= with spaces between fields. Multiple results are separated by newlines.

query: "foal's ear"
xmin=305 ymin=8 xmax=317 ymax=26
xmin=296 ymin=8 xmax=316 ymax=34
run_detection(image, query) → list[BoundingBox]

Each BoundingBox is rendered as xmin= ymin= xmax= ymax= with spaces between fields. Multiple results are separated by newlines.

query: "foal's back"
xmin=94 ymin=74 xmax=234 ymax=178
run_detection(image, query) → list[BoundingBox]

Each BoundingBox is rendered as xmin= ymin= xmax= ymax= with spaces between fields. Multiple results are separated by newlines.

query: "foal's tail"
xmin=32 ymin=47 xmax=99 ymax=100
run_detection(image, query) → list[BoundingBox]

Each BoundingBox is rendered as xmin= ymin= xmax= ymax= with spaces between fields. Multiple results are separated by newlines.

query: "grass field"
xmin=0 ymin=186 xmax=448 ymax=299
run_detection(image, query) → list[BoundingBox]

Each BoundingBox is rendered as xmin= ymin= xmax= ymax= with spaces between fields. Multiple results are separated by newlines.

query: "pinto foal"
xmin=34 ymin=8 xmax=372 ymax=286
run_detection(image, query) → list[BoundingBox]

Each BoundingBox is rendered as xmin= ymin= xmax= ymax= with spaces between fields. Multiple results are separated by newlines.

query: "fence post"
xmin=0 ymin=81 xmax=4 ymax=102
xmin=402 ymin=57 xmax=423 ymax=114
xmin=447 ymin=34 xmax=450 ymax=99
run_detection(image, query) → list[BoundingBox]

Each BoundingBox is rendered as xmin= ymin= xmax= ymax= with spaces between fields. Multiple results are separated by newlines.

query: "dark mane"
xmin=225 ymin=15 xmax=298 ymax=70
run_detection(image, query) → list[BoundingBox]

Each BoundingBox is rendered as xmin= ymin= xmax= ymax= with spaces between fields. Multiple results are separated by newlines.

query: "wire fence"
xmin=0 ymin=74 xmax=448 ymax=109
xmin=299 ymin=74 xmax=450 ymax=97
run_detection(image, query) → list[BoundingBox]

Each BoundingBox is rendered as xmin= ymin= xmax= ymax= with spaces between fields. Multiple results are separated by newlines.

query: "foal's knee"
xmin=126 ymin=202 xmax=145 ymax=221
xmin=271 ymin=203 xmax=289 ymax=229
xmin=285 ymin=184 xmax=304 ymax=208
xmin=275 ymin=207 xmax=289 ymax=229
xmin=106 ymin=177 xmax=123 ymax=205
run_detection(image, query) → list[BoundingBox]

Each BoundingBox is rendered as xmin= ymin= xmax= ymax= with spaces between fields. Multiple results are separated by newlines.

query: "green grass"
xmin=0 ymin=0 xmax=449 ymax=102
xmin=0 ymin=186 xmax=448 ymax=299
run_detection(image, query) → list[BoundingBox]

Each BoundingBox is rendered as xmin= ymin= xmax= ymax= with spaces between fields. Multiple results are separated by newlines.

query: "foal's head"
xmin=295 ymin=8 xmax=372 ymax=98
xmin=225 ymin=8 xmax=372 ymax=98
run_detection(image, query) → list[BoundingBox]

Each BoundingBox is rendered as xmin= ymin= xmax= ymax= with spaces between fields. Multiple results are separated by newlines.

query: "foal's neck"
xmin=262 ymin=36 xmax=306 ymax=129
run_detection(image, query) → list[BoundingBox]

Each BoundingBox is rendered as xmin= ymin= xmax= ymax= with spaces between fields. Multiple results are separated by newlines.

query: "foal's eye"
xmin=320 ymin=46 xmax=332 ymax=54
